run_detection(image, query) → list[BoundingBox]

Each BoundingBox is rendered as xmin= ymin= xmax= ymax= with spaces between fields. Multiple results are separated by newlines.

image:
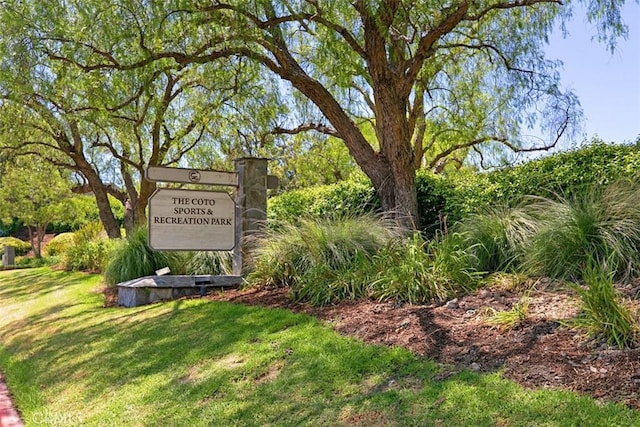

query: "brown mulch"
xmin=203 ymin=281 xmax=640 ymax=410
xmin=104 ymin=279 xmax=640 ymax=409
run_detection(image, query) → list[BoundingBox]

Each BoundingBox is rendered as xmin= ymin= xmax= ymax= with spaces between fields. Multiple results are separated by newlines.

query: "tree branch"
xmin=272 ymin=122 xmax=340 ymax=138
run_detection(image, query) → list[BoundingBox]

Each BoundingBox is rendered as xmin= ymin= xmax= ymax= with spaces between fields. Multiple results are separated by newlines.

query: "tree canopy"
xmin=0 ymin=0 xmax=632 ymax=229
xmin=0 ymin=157 xmax=79 ymax=256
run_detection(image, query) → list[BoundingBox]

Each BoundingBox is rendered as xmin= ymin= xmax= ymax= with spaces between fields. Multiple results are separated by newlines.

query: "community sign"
xmin=148 ymin=188 xmax=235 ymax=251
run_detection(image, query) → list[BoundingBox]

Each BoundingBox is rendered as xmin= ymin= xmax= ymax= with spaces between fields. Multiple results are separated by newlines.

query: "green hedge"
xmin=488 ymin=140 xmax=640 ymax=201
xmin=268 ymin=179 xmax=379 ymax=224
xmin=268 ymin=139 xmax=640 ymax=234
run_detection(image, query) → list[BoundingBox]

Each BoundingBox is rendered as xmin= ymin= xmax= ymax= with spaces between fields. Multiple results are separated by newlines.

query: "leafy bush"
xmin=489 ymin=139 xmax=640 ymax=202
xmin=103 ymin=227 xmax=187 ymax=285
xmin=63 ymin=239 xmax=116 ymax=273
xmin=567 ymin=258 xmax=638 ymax=349
xmin=268 ymin=139 xmax=639 ymax=238
xmin=60 ymin=222 xmax=113 ymax=273
xmin=0 ymin=218 xmax=22 ymax=237
xmin=73 ymin=221 xmax=106 ymax=242
xmin=44 ymin=233 xmax=76 ymax=256
xmin=0 ymin=237 xmax=31 ymax=256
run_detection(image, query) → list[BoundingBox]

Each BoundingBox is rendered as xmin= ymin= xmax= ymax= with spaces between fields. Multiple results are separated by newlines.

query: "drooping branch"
xmin=465 ymin=0 xmax=563 ymax=22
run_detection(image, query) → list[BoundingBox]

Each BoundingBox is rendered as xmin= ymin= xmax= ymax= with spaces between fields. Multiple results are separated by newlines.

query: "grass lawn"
xmin=0 ymin=268 xmax=638 ymax=426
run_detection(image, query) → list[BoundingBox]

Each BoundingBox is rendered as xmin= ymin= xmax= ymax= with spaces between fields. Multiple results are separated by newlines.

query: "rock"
xmin=470 ymin=362 xmax=481 ymax=371
xmin=463 ymin=310 xmax=476 ymax=319
xmin=445 ymin=298 xmax=459 ymax=309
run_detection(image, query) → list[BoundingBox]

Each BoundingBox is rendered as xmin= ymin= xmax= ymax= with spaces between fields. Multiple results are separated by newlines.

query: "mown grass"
xmin=1 ymin=268 xmax=639 ymax=426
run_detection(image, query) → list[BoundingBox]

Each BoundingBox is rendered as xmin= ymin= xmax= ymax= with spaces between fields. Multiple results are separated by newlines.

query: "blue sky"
xmin=545 ymin=2 xmax=640 ymax=145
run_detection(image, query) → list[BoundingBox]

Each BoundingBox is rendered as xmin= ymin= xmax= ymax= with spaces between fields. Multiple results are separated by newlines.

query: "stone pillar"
xmin=2 ymin=246 xmax=15 ymax=267
xmin=233 ymin=158 xmax=268 ymax=276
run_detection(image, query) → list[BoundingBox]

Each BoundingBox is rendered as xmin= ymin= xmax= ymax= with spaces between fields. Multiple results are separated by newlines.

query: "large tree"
xmin=0 ymin=5 xmax=279 ymax=236
xmin=3 ymin=0 xmax=631 ymax=229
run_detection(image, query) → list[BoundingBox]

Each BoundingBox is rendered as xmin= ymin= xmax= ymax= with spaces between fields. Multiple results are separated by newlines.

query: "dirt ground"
xmin=201 ymin=279 xmax=640 ymax=410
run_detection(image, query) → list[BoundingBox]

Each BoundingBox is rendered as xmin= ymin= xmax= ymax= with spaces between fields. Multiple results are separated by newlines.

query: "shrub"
xmin=567 ymin=258 xmax=639 ymax=348
xmin=0 ymin=237 xmax=31 ymax=256
xmin=489 ymin=139 xmax=640 ymax=202
xmin=63 ymin=239 xmax=116 ymax=273
xmin=45 ymin=233 xmax=75 ymax=256
xmin=268 ymin=179 xmax=379 ymax=225
xmin=103 ymin=227 xmax=187 ymax=285
xmin=416 ymin=139 xmax=640 ymax=235
xmin=267 ymin=140 xmax=639 ymax=238
xmin=73 ymin=221 xmax=106 ymax=243
xmin=60 ymin=222 xmax=113 ymax=273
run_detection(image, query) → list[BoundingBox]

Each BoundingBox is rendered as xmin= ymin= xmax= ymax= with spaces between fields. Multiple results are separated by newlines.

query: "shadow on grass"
xmin=1 ymin=268 xmax=638 ymax=426
xmin=0 ymin=268 xmax=95 ymax=302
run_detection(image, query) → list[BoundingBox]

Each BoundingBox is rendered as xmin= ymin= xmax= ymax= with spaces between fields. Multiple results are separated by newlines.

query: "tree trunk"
xmin=132 ymin=178 xmax=156 ymax=228
xmin=76 ymin=164 xmax=122 ymax=239
xmin=281 ymin=69 xmax=420 ymax=229
xmin=67 ymin=122 xmax=122 ymax=239
xmin=26 ymin=226 xmax=38 ymax=258
xmin=122 ymin=199 xmax=134 ymax=236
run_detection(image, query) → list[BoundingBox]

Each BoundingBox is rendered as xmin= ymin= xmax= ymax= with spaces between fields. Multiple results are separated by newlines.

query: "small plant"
xmin=485 ymin=294 xmax=531 ymax=331
xmin=567 ymin=257 xmax=639 ymax=349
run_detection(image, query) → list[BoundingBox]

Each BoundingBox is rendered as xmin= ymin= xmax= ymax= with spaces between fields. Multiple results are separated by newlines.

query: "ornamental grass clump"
xmin=567 ymin=257 xmax=639 ymax=349
xmin=103 ymin=227 xmax=186 ymax=285
xmin=371 ymin=232 xmax=481 ymax=304
xmin=247 ymin=214 xmax=399 ymax=305
xmin=526 ymin=178 xmax=640 ymax=282
xmin=453 ymin=203 xmax=540 ymax=274
xmin=185 ymin=250 xmax=233 ymax=275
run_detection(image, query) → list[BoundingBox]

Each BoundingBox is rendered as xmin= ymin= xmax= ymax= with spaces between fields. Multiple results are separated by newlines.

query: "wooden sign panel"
xmin=148 ymin=188 xmax=235 ymax=251
xmin=146 ymin=166 xmax=239 ymax=187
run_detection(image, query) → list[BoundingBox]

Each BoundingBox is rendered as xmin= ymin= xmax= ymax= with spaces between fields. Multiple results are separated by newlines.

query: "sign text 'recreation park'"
xmin=147 ymin=188 xmax=235 ymax=251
